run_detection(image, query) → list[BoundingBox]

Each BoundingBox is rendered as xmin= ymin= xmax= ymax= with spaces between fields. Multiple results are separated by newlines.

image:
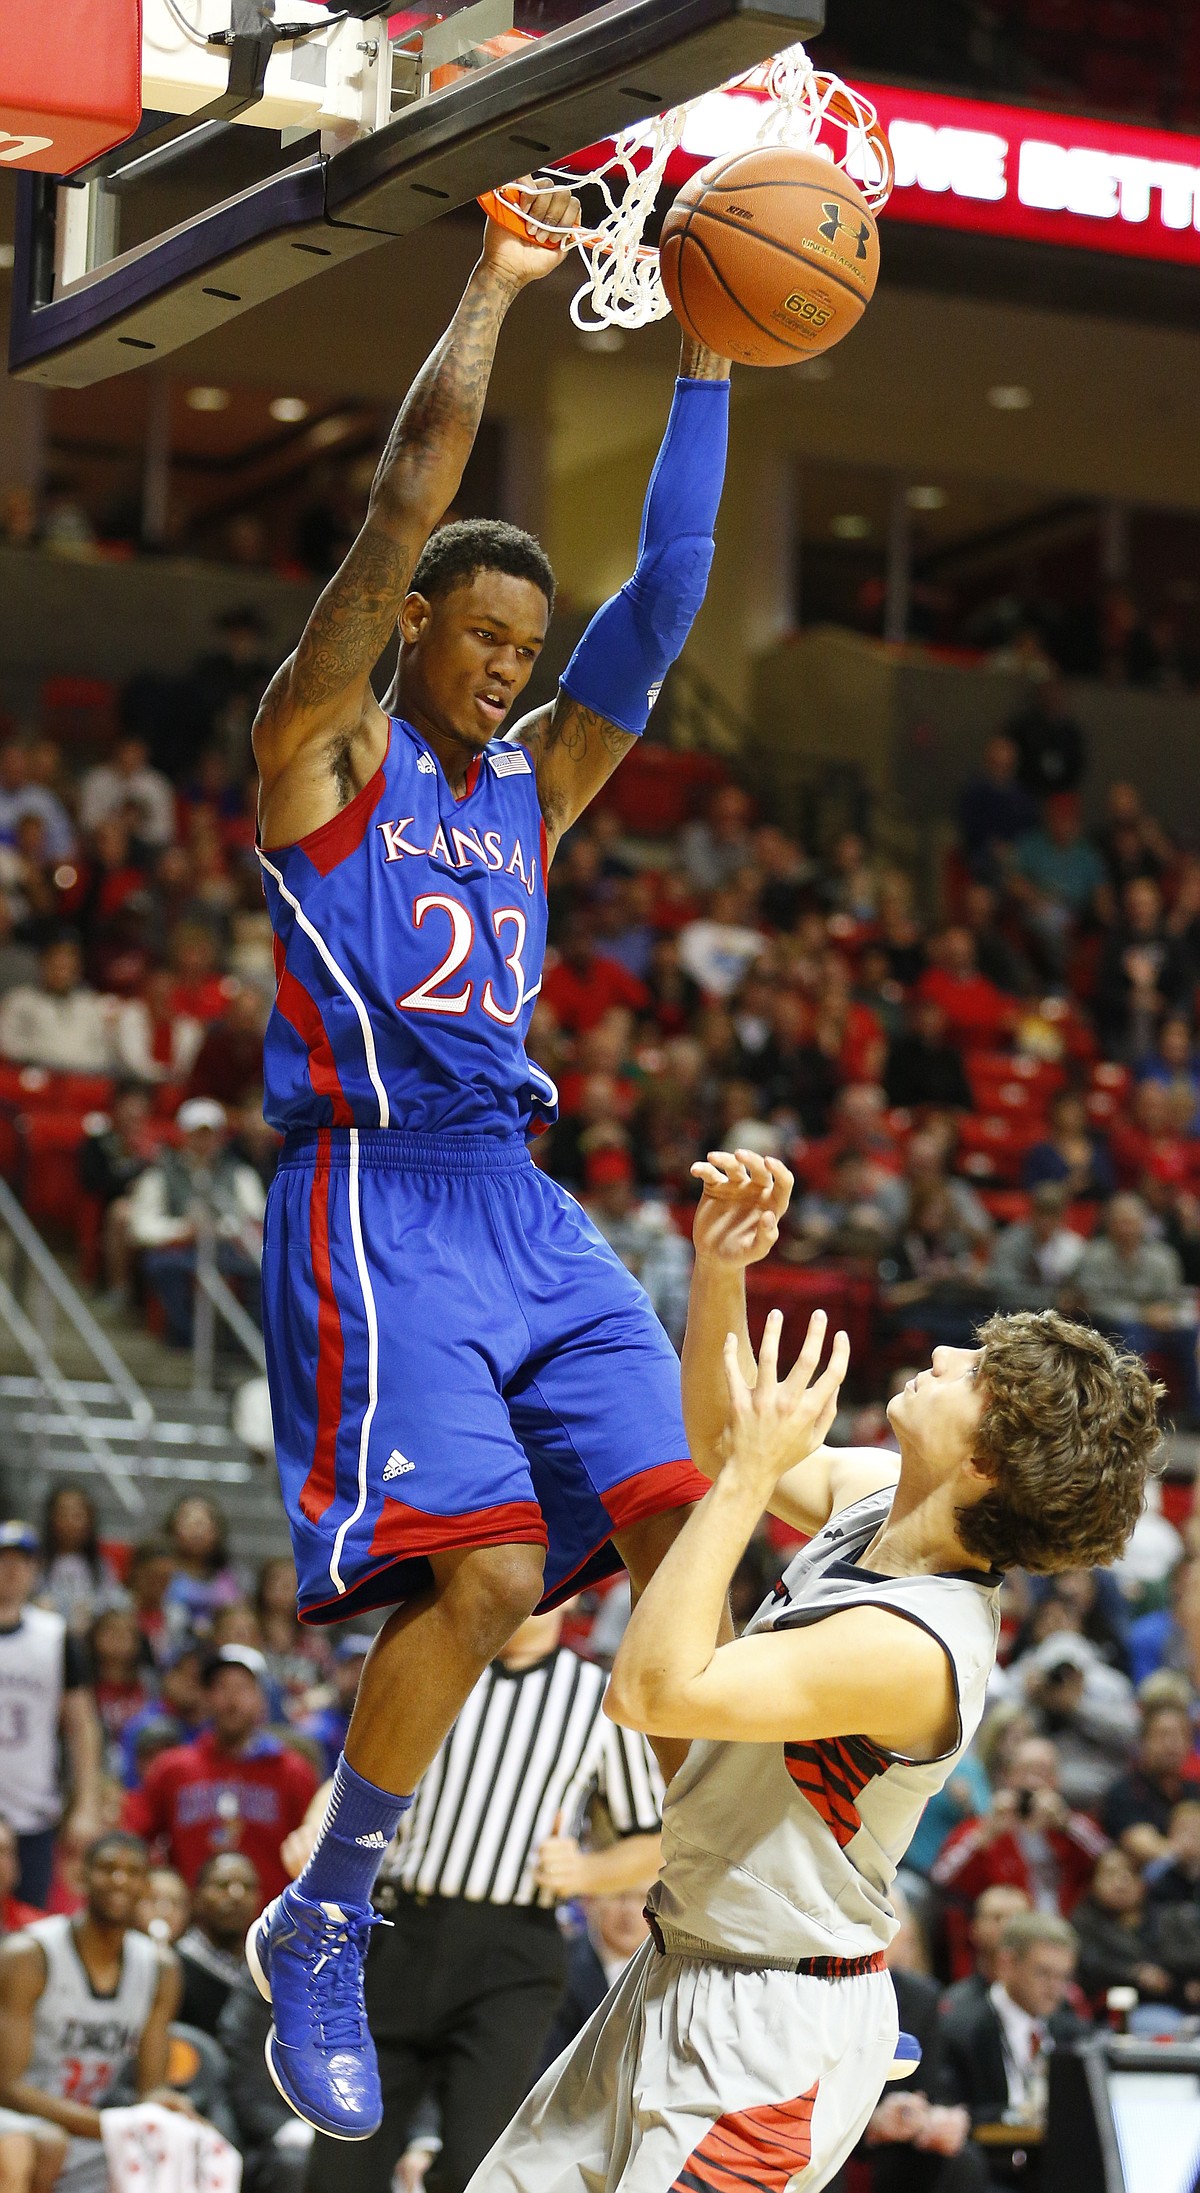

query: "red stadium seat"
xmin=745 ymin=1263 xmax=877 ymax=1380
xmin=980 ymin=1189 xmax=1031 ymax=1226
xmin=957 ymin=1116 xmax=1037 ymax=1188
xmin=20 ymin=1110 xmax=93 ymax=1233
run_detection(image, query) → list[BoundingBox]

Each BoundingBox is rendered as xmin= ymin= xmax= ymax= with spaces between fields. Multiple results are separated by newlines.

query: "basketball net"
xmin=480 ymin=44 xmax=894 ymax=334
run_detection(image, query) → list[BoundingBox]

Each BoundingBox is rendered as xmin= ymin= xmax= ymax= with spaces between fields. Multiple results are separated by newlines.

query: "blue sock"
xmin=295 ymin=1756 xmax=411 ymax=1910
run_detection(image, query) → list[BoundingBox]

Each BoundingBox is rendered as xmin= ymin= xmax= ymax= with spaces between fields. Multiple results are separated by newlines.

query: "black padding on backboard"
xmin=8 ymin=0 xmax=825 ymax=387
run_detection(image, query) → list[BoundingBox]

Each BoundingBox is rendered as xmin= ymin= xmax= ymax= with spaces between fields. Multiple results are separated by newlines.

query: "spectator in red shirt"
xmin=932 ymin=1733 xmax=1107 ymax=1925
xmin=0 ymin=1818 xmax=43 ymax=1934
xmin=166 ymin=922 xmax=236 ymax=1025
xmin=915 ymin=926 xmax=1017 ymax=1050
xmin=541 ymin=915 xmax=649 ymax=1035
xmin=799 ymin=1082 xmax=901 ymax=1196
xmin=1111 ymin=1078 xmax=1196 ymax=1192
xmin=124 ymin=1644 xmax=318 ymax=1902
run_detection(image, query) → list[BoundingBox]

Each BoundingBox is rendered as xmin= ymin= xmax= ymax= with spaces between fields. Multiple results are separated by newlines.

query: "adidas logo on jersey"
xmin=416 ymin=752 xmax=436 ymax=773
xmin=355 ymin=1831 xmax=389 ymax=1849
xmin=382 ymin=1449 xmax=415 ymax=1481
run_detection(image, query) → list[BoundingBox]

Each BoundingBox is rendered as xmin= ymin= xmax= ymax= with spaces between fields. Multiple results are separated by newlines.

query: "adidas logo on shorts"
xmin=382 ymin=1449 xmax=415 ymax=1481
xmin=355 ymin=1831 xmax=389 ymax=1849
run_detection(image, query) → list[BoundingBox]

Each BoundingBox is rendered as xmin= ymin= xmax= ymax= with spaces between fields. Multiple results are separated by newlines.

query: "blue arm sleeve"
xmin=559 ymin=374 xmax=730 ymax=738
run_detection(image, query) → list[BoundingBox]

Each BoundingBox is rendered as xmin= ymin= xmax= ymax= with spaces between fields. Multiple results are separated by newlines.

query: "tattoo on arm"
xmin=255 ymin=265 xmax=521 ymax=757
xmin=522 ymin=694 xmax=636 ymax=844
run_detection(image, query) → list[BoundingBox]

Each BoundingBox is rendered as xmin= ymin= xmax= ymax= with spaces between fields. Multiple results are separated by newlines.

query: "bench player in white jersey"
xmin=0 ymin=1835 xmax=199 ymax=2193
xmin=469 ymin=1150 xmax=1162 ymax=2193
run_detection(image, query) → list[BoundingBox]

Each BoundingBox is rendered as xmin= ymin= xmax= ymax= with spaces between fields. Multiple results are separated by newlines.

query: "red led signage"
xmin=631 ymin=79 xmax=1200 ymax=268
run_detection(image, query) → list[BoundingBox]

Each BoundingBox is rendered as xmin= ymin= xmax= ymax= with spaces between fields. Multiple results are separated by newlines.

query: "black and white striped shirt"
xmin=379 ymin=1647 xmax=662 ymax=1909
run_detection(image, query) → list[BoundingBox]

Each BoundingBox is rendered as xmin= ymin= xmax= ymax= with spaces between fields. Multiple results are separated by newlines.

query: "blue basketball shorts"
xmin=261 ymin=1128 xmax=706 ymax=1625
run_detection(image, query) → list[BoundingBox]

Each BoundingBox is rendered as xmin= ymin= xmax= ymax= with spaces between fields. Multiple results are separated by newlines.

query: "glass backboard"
xmin=9 ymin=0 xmax=824 ymax=388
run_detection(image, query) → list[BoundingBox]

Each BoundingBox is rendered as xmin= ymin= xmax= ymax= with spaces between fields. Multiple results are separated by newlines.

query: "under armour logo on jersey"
xmin=416 ymin=752 xmax=436 ymax=774
xmin=355 ymin=1830 xmax=389 ymax=1849
xmin=817 ymin=202 xmax=872 ymax=259
xmin=382 ymin=1449 xmax=415 ymax=1481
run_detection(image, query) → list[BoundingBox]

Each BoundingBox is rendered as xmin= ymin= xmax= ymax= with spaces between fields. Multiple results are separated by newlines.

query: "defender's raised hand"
xmin=721 ymin=1308 xmax=849 ymax=1499
xmin=482 ymin=180 xmax=581 ymax=287
xmin=691 ymin=1148 xmax=794 ymax=1270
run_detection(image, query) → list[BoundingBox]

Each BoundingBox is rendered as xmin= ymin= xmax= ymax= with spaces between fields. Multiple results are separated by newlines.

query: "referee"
xmin=304 ymin=1603 xmax=662 ymax=2193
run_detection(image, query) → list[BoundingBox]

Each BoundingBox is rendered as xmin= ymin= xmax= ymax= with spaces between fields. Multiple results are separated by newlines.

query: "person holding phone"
xmin=933 ymin=1734 xmax=1108 ymax=1921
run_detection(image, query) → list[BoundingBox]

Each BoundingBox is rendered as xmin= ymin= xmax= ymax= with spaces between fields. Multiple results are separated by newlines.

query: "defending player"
xmin=248 ymin=186 xmax=733 ymax=2138
xmin=468 ymin=1150 xmax=1162 ymax=2193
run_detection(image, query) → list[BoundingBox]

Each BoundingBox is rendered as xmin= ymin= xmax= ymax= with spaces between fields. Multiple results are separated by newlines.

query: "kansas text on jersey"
xmin=259 ymin=720 xmax=557 ymax=1137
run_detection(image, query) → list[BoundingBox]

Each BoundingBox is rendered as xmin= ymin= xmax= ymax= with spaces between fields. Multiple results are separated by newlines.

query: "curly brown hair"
xmin=956 ymin=1310 xmax=1164 ymax=1574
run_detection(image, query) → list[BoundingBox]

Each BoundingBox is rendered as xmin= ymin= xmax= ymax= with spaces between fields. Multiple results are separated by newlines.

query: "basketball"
xmin=658 ymin=144 xmax=880 ymax=368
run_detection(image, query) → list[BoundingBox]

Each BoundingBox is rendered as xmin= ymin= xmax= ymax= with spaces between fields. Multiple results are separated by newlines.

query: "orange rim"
xmin=477 ymin=189 xmax=564 ymax=248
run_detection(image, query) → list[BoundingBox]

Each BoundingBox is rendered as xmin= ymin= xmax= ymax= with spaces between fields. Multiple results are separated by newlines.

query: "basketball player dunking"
xmin=467 ymin=1150 xmax=1163 ymax=2193
xmin=246 ymin=188 xmax=733 ymax=2138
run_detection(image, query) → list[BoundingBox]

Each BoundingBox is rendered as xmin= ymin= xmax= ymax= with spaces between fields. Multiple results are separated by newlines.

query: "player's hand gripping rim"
xmin=721 ymin=1308 xmax=849 ymax=1498
xmin=481 ymin=178 xmax=581 ymax=287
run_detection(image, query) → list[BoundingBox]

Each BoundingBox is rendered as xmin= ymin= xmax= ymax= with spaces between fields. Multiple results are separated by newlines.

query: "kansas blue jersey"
xmin=259 ymin=717 xmax=557 ymax=1137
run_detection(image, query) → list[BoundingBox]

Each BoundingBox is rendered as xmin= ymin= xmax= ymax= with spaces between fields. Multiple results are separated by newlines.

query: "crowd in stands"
xmin=7 ymin=1453 xmax=1200 ymax=2189
xmin=0 ymin=646 xmax=1200 ymax=2181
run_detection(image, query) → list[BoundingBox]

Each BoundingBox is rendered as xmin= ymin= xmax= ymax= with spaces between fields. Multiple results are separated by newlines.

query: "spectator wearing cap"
xmin=126 ymin=1097 xmax=265 ymax=1347
xmin=581 ymin=1149 xmax=692 ymax=1348
xmin=0 ymin=933 xmax=117 ymax=1076
xmin=175 ymin=1851 xmax=262 ymax=2036
xmin=124 ymin=1644 xmax=318 ymax=1902
xmin=0 ymin=1520 xmax=104 ymax=1907
xmin=1075 ymin=1193 xmax=1200 ymax=1422
xmin=987 ymin=1186 xmax=1084 ymax=1313
xmin=299 ymin=1637 xmax=373 ymax=1780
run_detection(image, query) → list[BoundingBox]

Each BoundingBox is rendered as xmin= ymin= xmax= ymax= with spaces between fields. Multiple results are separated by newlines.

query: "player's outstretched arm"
xmin=683 ymin=1151 xmax=898 ymax=1534
xmin=512 ymin=333 xmax=731 ymax=855
xmin=607 ymin=1314 xmax=957 ymax=1759
xmin=254 ymin=188 xmax=576 ymax=832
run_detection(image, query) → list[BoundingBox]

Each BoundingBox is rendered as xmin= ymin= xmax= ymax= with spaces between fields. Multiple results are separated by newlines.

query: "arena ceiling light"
xmin=269 ymin=396 xmax=309 ymax=422
xmin=186 ymin=384 xmax=230 ymax=410
xmin=831 ymin=513 xmax=871 ymax=539
xmin=987 ymin=384 xmax=1033 ymax=410
xmin=907 ymin=484 xmax=947 ymax=509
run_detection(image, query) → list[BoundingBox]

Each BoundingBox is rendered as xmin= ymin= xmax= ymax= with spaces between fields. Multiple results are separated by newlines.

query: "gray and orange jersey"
xmin=647 ymin=1486 xmax=1002 ymax=1966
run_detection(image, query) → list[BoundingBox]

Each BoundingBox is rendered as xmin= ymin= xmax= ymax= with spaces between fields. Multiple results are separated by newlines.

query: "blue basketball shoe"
xmin=885 ymin=2030 xmax=923 ymax=2082
xmin=247 ymin=1886 xmax=384 ymax=2139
